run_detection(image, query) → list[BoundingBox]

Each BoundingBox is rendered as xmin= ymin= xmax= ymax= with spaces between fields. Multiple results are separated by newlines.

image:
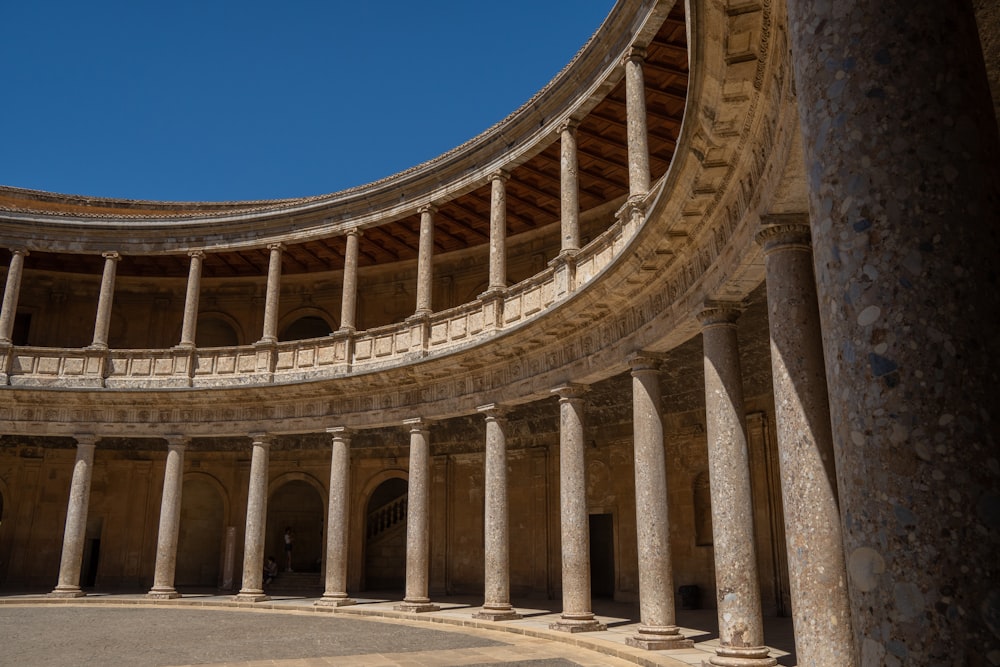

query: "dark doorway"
xmin=81 ymin=516 xmax=103 ymax=588
xmin=589 ymin=513 xmax=615 ymax=599
xmin=267 ymin=481 xmax=324 ymax=573
xmin=364 ymin=477 xmax=408 ymax=592
xmin=12 ymin=313 xmax=30 ymax=345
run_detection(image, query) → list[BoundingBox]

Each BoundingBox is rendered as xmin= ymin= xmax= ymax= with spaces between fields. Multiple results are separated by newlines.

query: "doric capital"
xmin=74 ymin=433 xmax=99 ymax=448
xmin=622 ymin=45 xmax=647 ymax=65
xmin=266 ymin=242 xmax=285 ymax=253
xmin=101 ymin=251 xmax=121 ymax=262
xmin=627 ymin=352 xmax=662 ymax=374
xmin=164 ymin=434 xmax=190 ymax=450
xmin=9 ymin=247 xmax=29 ymax=258
xmin=489 ymin=169 xmax=510 ymax=184
xmin=248 ymin=432 xmax=272 ymax=447
xmin=698 ymin=301 xmax=743 ymax=328
xmin=551 ymin=383 xmax=588 ymax=401
xmin=187 ymin=249 xmax=205 ymax=260
xmin=756 ymin=214 xmax=812 ymax=254
xmin=417 ymin=203 xmax=438 ymax=216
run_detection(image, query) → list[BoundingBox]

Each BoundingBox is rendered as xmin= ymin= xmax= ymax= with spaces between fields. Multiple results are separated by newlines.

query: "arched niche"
xmin=195 ymin=312 xmax=243 ymax=347
xmin=278 ymin=308 xmax=336 ymax=342
xmin=176 ymin=472 xmax=230 ymax=587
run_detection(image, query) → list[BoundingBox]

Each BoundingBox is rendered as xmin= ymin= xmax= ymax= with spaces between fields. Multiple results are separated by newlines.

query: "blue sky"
xmin=1 ymin=2 xmax=612 ymax=202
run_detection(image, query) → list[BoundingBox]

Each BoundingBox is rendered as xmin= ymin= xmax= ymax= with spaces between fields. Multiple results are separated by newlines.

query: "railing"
xmin=366 ymin=494 xmax=408 ymax=541
xmin=1 ymin=198 xmax=646 ymax=390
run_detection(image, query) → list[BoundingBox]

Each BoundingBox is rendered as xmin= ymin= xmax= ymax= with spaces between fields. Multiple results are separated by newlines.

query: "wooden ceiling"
xmin=23 ymin=5 xmax=688 ymax=280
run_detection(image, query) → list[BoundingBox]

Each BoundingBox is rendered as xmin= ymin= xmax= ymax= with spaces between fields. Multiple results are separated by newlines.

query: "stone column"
xmin=177 ymin=251 xmax=204 ymax=348
xmin=0 ymin=248 xmax=28 ymax=344
xmin=338 ymin=230 xmax=362 ymax=333
xmin=559 ymin=121 xmax=581 ymax=255
xmin=626 ymin=355 xmax=692 ymax=650
xmin=148 ymin=435 xmax=188 ymax=599
xmin=786 ymin=2 xmax=1000 ymax=661
xmin=414 ymin=205 xmax=436 ymax=317
xmin=317 ymin=426 xmax=356 ymax=607
xmin=550 ymin=384 xmax=605 ymax=633
xmin=395 ymin=418 xmax=439 ymax=612
xmin=473 ymin=404 xmax=521 ymax=621
xmin=623 ymin=47 xmax=650 ymax=199
xmin=486 ymin=171 xmax=508 ymax=293
xmin=235 ymin=433 xmax=271 ymax=602
xmin=51 ymin=434 xmax=98 ymax=597
xmin=89 ymin=251 xmax=120 ymax=349
xmin=757 ymin=220 xmax=856 ymax=666
xmin=258 ymin=243 xmax=284 ymax=344
xmin=700 ymin=306 xmax=776 ymax=666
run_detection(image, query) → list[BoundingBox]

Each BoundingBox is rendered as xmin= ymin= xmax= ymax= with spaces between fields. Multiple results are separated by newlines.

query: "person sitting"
xmin=263 ymin=556 xmax=278 ymax=585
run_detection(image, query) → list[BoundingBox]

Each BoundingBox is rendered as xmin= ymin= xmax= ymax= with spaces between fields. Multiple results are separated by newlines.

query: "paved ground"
xmin=0 ymin=592 xmax=797 ymax=667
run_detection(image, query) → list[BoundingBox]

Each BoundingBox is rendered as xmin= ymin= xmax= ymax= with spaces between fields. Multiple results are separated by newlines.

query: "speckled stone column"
xmin=473 ymin=404 xmax=521 ymax=621
xmin=623 ymin=47 xmax=650 ymax=199
xmin=559 ymin=120 xmax=581 ymax=255
xmin=758 ymin=219 xmax=855 ymax=666
xmin=786 ymin=2 xmax=1000 ymax=662
xmin=550 ymin=384 xmax=605 ymax=633
xmin=258 ymin=243 xmax=284 ymax=344
xmin=338 ymin=230 xmax=361 ymax=333
xmin=51 ymin=434 xmax=98 ymax=598
xmin=177 ymin=251 xmax=204 ymax=348
xmin=414 ymin=206 xmax=436 ymax=317
xmin=701 ymin=306 xmax=776 ymax=667
xmin=89 ymin=251 xmax=120 ymax=349
xmin=0 ymin=248 xmax=28 ymax=344
xmin=626 ymin=355 xmax=693 ymax=650
xmin=395 ymin=418 xmax=439 ymax=612
xmin=486 ymin=171 xmax=508 ymax=293
xmin=317 ymin=427 xmax=355 ymax=607
xmin=148 ymin=435 xmax=188 ymax=599
xmin=235 ymin=433 xmax=270 ymax=602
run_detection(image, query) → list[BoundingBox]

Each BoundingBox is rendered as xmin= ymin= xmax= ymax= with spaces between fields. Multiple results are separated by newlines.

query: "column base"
xmin=473 ymin=604 xmax=522 ymax=621
xmin=708 ymin=646 xmax=777 ymax=667
xmin=549 ymin=614 xmax=606 ymax=633
xmin=146 ymin=587 xmax=181 ymax=600
xmin=49 ymin=586 xmax=85 ymax=598
xmin=626 ymin=625 xmax=694 ymax=650
xmin=394 ymin=599 xmax=440 ymax=613
xmin=233 ymin=590 xmax=270 ymax=603
xmin=315 ymin=595 xmax=356 ymax=608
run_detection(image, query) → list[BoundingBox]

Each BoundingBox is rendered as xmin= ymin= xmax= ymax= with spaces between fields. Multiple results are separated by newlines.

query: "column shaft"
xmin=149 ymin=438 xmax=187 ymax=598
xmin=339 ymin=230 xmax=361 ymax=332
xmin=259 ymin=243 xmax=283 ymax=343
xmin=474 ymin=405 xmax=520 ymax=620
xmin=90 ymin=252 xmax=120 ymax=349
xmin=627 ymin=358 xmax=692 ymax=650
xmin=414 ymin=206 xmax=435 ymax=316
xmin=177 ymin=251 xmax=204 ymax=348
xmin=487 ymin=173 xmax=508 ymax=292
xmin=701 ymin=308 xmax=775 ymax=666
xmin=560 ymin=122 xmax=581 ymax=254
xmin=786 ymin=2 xmax=1000 ymax=660
xmin=395 ymin=419 xmax=439 ymax=612
xmin=550 ymin=385 xmax=605 ymax=633
xmin=318 ymin=427 xmax=355 ymax=606
xmin=51 ymin=437 xmax=97 ymax=597
xmin=235 ymin=434 xmax=270 ymax=602
xmin=624 ymin=48 xmax=650 ymax=198
xmin=0 ymin=248 xmax=28 ymax=343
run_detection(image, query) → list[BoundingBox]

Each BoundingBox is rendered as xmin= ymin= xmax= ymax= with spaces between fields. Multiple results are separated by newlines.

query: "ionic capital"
xmin=622 ymin=45 xmax=647 ymax=65
xmin=558 ymin=118 xmax=580 ymax=135
xmin=9 ymin=247 xmax=29 ymax=258
xmin=187 ymin=249 xmax=205 ymax=260
xmin=344 ymin=228 xmax=363 ymax=239
xmin=101 ymin=251 xmax=121 ymax=262
xmin=266 ymin=242 xmax=285 ymax=253
xmin=417 ymin=204 xmax=438 ymax=215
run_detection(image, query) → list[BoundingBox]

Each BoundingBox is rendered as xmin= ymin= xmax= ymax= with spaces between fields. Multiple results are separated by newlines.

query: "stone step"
xmin=265 ymin=571 xmax=322 ymax=595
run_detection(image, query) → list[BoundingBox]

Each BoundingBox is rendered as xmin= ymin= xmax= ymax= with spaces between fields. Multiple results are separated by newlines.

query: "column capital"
xmin=403 ymin=417 xmax=433 ymax=431
xmin=266 ymin=242 xmax=285 ymax=252
xmin=756 ymin=214 xmax=812 ymax=254
xmin=326 ymin=426 xmax=353 ymax=439
xmin=8 ymin=247 xmax=29 ymax=257
xmin=489 ymin=169 xmax=510 ymax=184
xmin=344 ymin=227 xmax=363 ymax=239
xmin=73 ymin=433 xmax=99 ymax=448
xmin=101 ymin=251 xmax=121 ymax=261
xmin=248 ymin=432 xmax=272 ymax=447
xmin=551 ymin=383 xmax=588 ymax=401
xmin=558 ymin=118 xmax=580 ymax=134
xmin=699 ymin=301 xmax=743 ymax=328
xmin=417 ymin=203 xmax=438 ymax=215
xmin=477 ymin=403 xmax=509 ymax=420
xmin=627 ymin=352 xmax=662 ymax=373
xmin=163 ymin=434 xmax=189 ymax=449
xmin=187 ymin=249 xmax=205 ymax=259
xmin=622 ymin=45 xmax=647 ymax=65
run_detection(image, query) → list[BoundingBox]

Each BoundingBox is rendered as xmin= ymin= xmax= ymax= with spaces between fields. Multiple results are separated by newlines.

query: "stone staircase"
xmin=264 ymin=570 xmax=323 ymax=597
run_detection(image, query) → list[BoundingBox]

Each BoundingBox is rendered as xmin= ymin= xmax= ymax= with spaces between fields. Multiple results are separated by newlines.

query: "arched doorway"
xmin=279 ymin=315 xmax=333 ymax=341
xmin=176 ymin=476 xmax=226 ymax=587
xmin=363 ymin=477 xmax=408 ymax=592
xmin=267 ymin=479 xmax=324 ymax=573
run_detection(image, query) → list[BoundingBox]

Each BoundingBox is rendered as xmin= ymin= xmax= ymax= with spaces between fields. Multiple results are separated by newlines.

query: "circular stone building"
xmin=1 ymin=1 xmax=998 ymax=665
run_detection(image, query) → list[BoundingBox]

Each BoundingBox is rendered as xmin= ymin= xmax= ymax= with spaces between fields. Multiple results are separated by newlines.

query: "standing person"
xmin=284 ymin=527 xmax=294 ymax=572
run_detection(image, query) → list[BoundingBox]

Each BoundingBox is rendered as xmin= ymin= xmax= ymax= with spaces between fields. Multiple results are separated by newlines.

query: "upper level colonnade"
xmin=0 ymin=0 xmax=799 ymax=435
